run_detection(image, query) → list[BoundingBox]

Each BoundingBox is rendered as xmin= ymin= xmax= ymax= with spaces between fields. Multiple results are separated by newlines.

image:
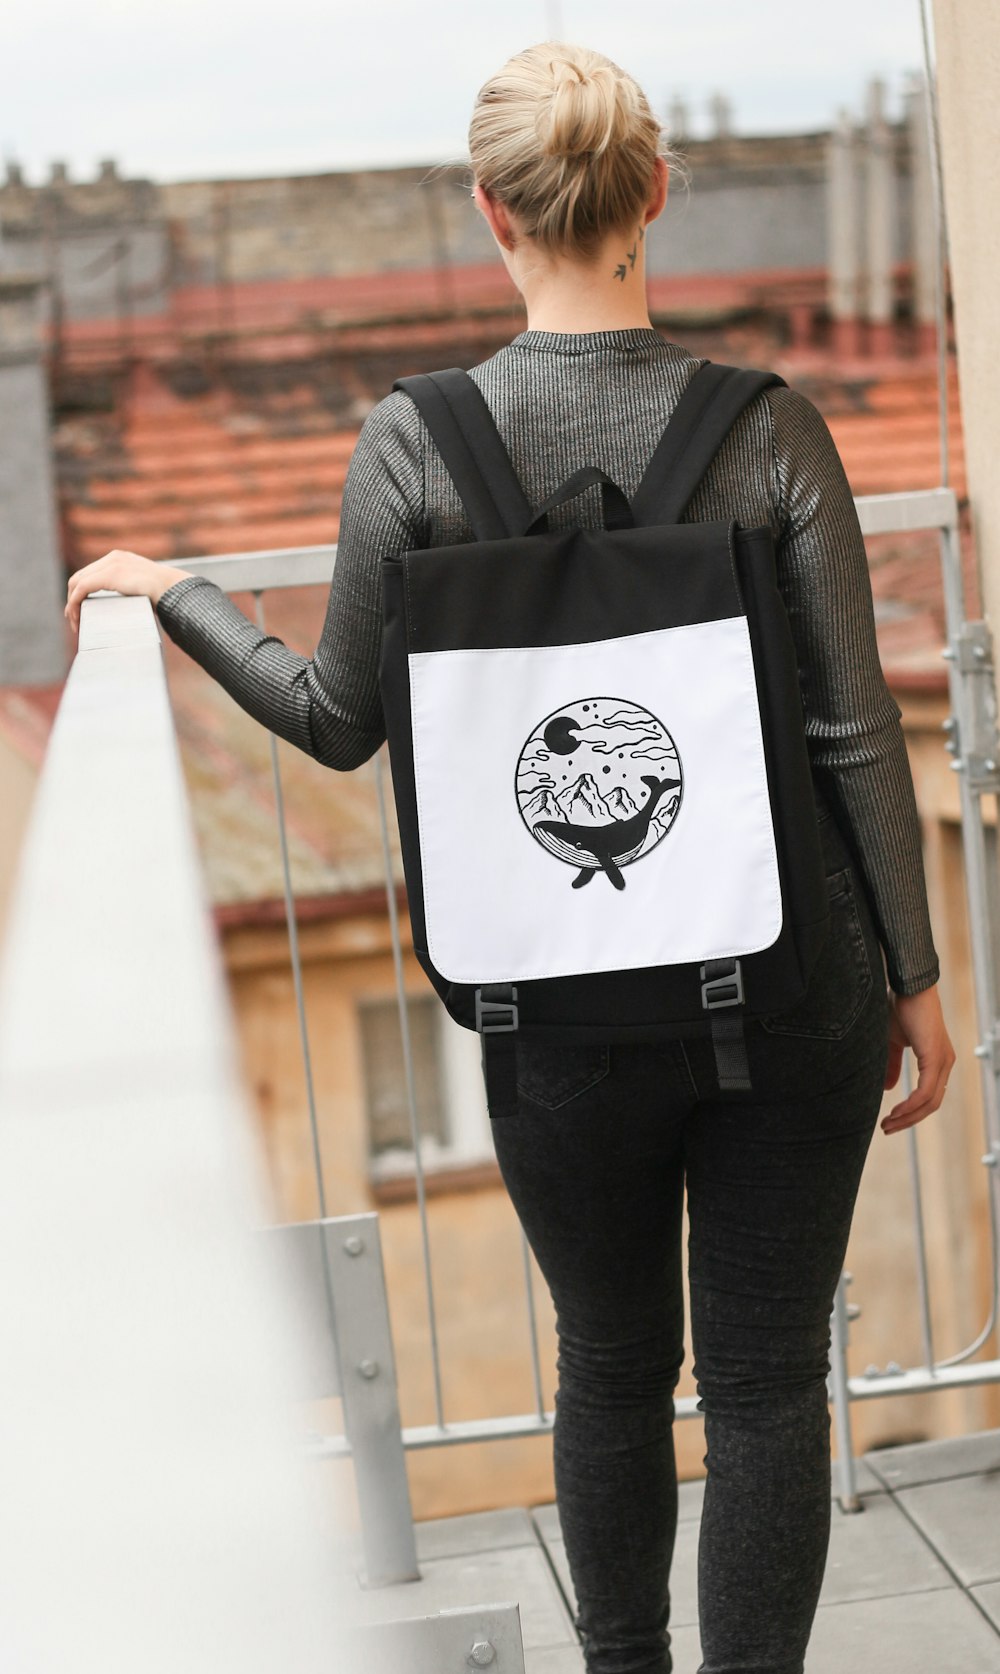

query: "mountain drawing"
xmin=604 ymin=786 xmax=640 ymax=820
xmin=516 ymin=695 xmax=684 ymax=889
xmin=521 ymin=787 xmax=563 ymax=824
xmin=556 ymin=773 xmax=608 ymax=825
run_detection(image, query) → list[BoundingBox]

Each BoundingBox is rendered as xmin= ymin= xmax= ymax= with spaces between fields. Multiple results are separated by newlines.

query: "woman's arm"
xmin=765 ymin=383 xmax=941 ymax=997
xmin=765 ymin=385 xmax=953 ymax=1125
xmin=65 ymin=391 xmax=426 ymax=773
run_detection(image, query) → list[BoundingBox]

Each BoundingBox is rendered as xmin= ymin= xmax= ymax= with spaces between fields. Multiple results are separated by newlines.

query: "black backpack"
xmin=378 ymin=361 xmax=830 ymax=1116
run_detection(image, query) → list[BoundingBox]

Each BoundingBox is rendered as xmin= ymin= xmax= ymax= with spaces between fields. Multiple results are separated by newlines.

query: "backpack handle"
xmin=525 ymin=467 xmax=635 ymax=536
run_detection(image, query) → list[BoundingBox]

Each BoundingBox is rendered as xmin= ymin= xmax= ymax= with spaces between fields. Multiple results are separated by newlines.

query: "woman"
xmin=66 ymin=43 xmax=954 ymax=1674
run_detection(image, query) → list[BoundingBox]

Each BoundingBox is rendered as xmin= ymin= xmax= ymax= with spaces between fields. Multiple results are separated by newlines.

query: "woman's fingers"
xmin=64 ymin=551 xmax=153 ymax=636
xmin=881 ymin=985 xmax=955 ymax=1134
xmin=882 ymin=1066 xmax=947 ymax=1131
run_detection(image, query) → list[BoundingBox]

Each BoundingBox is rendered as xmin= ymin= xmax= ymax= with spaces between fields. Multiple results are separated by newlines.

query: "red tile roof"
xmin=6 ymin=274 xmax=970 ymax=911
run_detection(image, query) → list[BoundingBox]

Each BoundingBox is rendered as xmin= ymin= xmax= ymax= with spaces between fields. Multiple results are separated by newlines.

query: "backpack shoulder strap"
xmin=631 ymin=361 xmax=787 ymax=527
xmin=392 ymin=368 xmax=533 ymax=541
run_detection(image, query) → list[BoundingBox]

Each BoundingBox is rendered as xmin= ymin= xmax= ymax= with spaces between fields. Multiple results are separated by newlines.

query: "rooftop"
xmin=351 ymin=1429 xmax=1000 ymax=1672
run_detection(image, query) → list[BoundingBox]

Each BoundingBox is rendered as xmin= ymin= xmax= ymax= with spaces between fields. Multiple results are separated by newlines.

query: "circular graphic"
xmin=515 ymin=697 xmax=683 ymax=892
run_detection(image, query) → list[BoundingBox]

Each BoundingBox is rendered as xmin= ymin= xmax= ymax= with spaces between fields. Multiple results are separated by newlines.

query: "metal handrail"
xmin=0 ymin=592 xmax=360 ymax=1665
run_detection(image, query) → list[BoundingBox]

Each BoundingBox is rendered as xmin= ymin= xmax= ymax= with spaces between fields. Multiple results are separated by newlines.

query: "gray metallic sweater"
xmin=154 ymin=326 xmax=940 ymax=996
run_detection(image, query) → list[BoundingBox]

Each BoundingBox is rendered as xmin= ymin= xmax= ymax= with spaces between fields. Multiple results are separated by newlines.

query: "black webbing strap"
xmin=393 ymin=369 xmax=533 ymax=542
xmin=475 ymin=984 xmax=519 ymax=1120
xmin=700 ymin=958 xmax=751 ymax=1093
xmin=525 ymin=466 xmax=634 ymax=534
xmin=632 ymin=362 xmax=787 ymax=527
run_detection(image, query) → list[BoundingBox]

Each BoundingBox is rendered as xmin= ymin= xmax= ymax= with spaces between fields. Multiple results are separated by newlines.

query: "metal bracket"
xmin=973 ymin=1027 xmax=1000 ymax=1073
xmin=946 ymin=620 xmax=995 ymax=676
xmin=943 ymin=622 xmax=1000 ymax=790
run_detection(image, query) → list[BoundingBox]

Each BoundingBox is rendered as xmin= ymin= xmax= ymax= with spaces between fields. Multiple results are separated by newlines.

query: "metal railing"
xmin=0 ymin=593 xmax=361 ymax=1665
xmin=175 ymin=482 xmax=1000 ymax=1527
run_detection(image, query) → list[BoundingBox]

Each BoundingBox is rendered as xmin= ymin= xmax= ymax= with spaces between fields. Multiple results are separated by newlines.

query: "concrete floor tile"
xmin=973 ymin=1582 xmax=1000 ymax=1633
xmin=353 ymin=1544 xmax=577 ymax=1652
xmin=531 ymin=1503 xmax=561 ymax=1545
xmin=896 ymin=1473 xmax=1000 ymax=1586
xmin=669 ymin=1521 xmax=701 ymax=1628
xmin=665 ymin=1621 xmax=703 ymax=1672
xmin=806 ymin=1587 xmax=1000 ymax=1672
xmin=416 ymin=1507 xmax=538 ymax=1561
xmin=864 ymin=1428 xmax=1000 ymax=1490
xmin=678 ymin=1477 xmax=706 ymax=1521
xmin=821 ymin=1489 xmax=954 ymax=1603
xmin=831 ymin=1455 xmax=886 ymax=1498
xmin=538 ymin=1533 xmax=573 ymax=1617
xmin=524 ymin=1646 xmax=586 ymax=1673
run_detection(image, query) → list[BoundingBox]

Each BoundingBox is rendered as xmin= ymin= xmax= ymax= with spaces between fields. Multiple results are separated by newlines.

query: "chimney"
xmin=98 ymin=159 xmax=119 ymax=184
xmin=49 ymin=161 xmax=69 ymax=186
xmin=826 ymin=108 xmax=863 ymax=357
xmin=4 ymin=161 xmax=24 ymax=189
xmin=667 ymin=95 xmax=689 ymax=141
xmin=905 ymin=72 xmax=938 ymax=354
xmin=864 ymin=78 xmax=895 ymax=355
xmin=708 ymin=93 xmax=733 ymax=140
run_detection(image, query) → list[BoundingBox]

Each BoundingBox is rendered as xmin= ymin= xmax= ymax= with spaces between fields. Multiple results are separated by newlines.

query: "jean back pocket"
xmin=515 ymin=1040 xmax=611 ymax=1109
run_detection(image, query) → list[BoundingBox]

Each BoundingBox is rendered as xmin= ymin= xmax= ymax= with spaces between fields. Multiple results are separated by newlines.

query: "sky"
xmin=3 ymin=0 xmax=929 ymax=185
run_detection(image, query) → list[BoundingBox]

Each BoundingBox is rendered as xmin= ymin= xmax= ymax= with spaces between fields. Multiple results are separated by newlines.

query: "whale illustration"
xmin=534 ymin=774 xmax=681 ymax=891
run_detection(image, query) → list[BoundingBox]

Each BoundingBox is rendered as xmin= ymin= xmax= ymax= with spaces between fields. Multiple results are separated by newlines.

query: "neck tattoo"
xmin=612 ymin=226 xmax=645 ymax=282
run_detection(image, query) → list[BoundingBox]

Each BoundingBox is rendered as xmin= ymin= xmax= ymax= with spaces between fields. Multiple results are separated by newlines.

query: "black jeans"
xmin=489 ymin=811 xmax=889 ymax=1674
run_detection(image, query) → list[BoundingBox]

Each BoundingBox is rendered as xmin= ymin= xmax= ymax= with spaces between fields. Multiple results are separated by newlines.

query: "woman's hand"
xmin=882 ymin=983 xmax=955 ymax=1134
xmin=64 ymin=550 xmax=194 ymax=637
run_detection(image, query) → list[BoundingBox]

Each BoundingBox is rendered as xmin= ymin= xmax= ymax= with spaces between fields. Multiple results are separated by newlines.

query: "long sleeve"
xmin=153 ymin=390 xmax=425 ymax=771
xmin=151 ymin=324 xmax=939 ymax=996
xmin=765 ymin=385 xmax=940 ymax=996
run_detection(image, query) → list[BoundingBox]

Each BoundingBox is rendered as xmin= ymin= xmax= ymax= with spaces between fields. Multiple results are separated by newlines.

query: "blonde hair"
xmin=469 ymin=42 xmax=673 ymax=260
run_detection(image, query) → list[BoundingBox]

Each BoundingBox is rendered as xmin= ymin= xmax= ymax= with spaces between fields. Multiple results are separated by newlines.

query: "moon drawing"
xmin=515 ymin=696 xmax=683 ymax=891
xmin=542 ymin=715 xmax=581 ymax=756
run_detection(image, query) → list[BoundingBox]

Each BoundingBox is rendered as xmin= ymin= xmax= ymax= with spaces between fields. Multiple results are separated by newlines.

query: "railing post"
xmin=321 ymin=1215 xmax=420 ymax=1588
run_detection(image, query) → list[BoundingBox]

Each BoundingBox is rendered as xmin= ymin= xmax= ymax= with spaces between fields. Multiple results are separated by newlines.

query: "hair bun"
xmin=469 ymin=42 xmax=672 ymax=261
xmin=540 ymin=55 xmax=619 ymax=158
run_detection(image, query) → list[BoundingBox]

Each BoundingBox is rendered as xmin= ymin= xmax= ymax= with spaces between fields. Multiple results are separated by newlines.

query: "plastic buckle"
xmin=475 ymin=987 xmax=519 ymax=1035
xmin=700 ymin=959 xmax=744 ymax=1011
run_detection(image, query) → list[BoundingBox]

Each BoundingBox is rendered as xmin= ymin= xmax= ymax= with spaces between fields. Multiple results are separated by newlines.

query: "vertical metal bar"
xmin=829 ymin=1272 xmax=860 ymax=1511
xmin=937 ymin=515 xmax=1000 ymax=1298
xmin=252 ymin=591 xmax=327 ymax=1219
xmin=518 ymin=1227 xmax=548 ymax=1421
xmin=374 ymin=749 xmax=446 ymax=1432
xmin=917 ymin=0 xmax=951 ymax=488
xmin=903 ymin=1052 xmax=937 ymax=1370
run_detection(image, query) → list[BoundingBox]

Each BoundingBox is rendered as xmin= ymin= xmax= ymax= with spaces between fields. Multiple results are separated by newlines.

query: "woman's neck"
xmin=512 ymin=223 xmax=654 ymax=335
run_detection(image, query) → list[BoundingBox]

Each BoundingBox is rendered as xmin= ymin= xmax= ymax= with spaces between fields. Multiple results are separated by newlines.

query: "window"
xmin=358 ymin=994 xmax=447 ymax=1158
xmin=357 ymin=993 xmax=496 ymax=1193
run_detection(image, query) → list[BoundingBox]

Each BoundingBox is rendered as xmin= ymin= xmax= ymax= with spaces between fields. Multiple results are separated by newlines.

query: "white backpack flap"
xmin=410 ymin=606 xmax=781 ymax=986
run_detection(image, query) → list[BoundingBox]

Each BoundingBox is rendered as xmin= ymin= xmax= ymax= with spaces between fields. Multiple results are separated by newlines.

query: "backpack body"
xmin=378 ymin=362 xmax=830 ymax=1098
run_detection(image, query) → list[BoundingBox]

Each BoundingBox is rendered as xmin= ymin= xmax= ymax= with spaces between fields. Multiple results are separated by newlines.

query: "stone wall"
xmin=0 ymin=277 xmax=67 ymax=684
xmin=0 ymin=123 xmax=914 ymax=318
